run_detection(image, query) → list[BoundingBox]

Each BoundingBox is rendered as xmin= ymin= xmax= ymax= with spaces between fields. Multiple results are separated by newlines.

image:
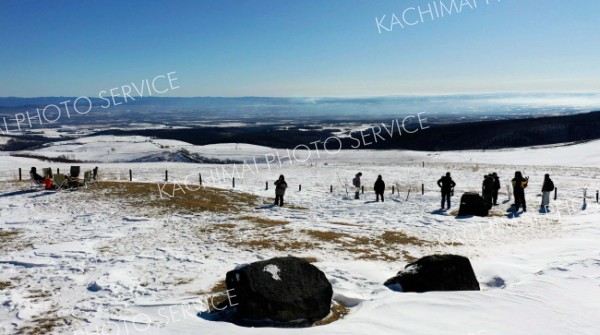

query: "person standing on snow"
xmin=374 ymin=175 xmax=385 ymax=202
xmin=274 ymin=175 xmax=288 ymax=207
xmin=352 ymin=172 xmax=362 ymax=200
xmin=492 ymin=172 xmax=501 ymax=206
xmin=511 ymin=171 xmax=528 ymax=212
xmin=482 ymin=174 xmax=495 ymax=209
xmin=437 ymin=172 xmax=456 ymax=210
xmin=541 ymin=173 xmax=555 ymax=210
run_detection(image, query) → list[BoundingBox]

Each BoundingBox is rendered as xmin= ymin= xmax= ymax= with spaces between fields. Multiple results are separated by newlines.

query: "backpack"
xmin=352 ymin=177 xmax=360 ymax=187
xmin=546 ymin=179 xmax=554 ymax=192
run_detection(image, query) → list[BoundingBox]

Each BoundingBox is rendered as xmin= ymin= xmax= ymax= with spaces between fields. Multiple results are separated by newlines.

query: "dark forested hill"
xmin=89 ymin=111 xmax=600 ymax=151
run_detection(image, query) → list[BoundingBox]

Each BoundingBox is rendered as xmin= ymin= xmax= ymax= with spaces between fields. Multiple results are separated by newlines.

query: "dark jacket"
xmin=493 ymin=177 xmax=501 ymax=190
xmin=275 ymin=179 xmax=287 ymax=196
xmin=30 ymin=168 xmax=44 ymax=181
xmin=374 ymin=178 xmax=385 ymax=193
xmin=437 ymin=176 xmax=456 ymax=193
xmin=482 ymin=176 xmax=494 ymax=195
xmin=542 ymin=178 xmax=554 ymax=192
xmin=352 ymin=176 xmax=361 ymax=188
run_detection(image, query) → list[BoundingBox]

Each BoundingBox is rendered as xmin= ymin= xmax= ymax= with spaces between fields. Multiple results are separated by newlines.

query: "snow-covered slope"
xmin=0 ymin=139 xmax=599 ymax=334
xmin=9 ymin=135 xmax=600 ymax=167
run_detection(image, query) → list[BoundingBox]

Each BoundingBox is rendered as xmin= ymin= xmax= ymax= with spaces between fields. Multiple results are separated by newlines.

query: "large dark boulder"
xmin=384 ymin=254 xmax=480 ymax=292
xmin=458 ymin=192 xmax=489 ymax=217
xmin=225 ymin=256 xmax=333 ymax=323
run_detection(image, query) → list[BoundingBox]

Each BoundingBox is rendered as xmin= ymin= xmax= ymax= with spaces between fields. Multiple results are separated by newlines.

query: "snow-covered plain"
xmin=1 ymin=137 xmax=600 ymax=334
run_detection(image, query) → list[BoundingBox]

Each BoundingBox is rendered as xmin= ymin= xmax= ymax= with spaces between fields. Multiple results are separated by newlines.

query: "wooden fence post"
xmin=361 ymin=186 xmax=364 ymax=194
xmin=330 ymin=185 xmax=333 ymax=193
xmin=392 ymin=185 xmax=395 ymax=194
xmin=199 ymin=173 xmax=202 ymax=185
xmin=57 ymin=168 xmax=60 ymax=174
xmin=422 ymin=184 xmax=424 ymax=195
xmin=596 ymin=190 xmax=599 ymax=203
xmin=129 ymin=169 xmax=132 ymax=181
xmin=232 ymin=177 xmax=235 ymax=188
xmin=18 ymin=168 xmax=22 ymax=181
xmin=165 ymin=170 xmax=168 ymax=182
xmin=554 ymin=187 xmax=557 ymax=200
xmin=265 ymin=181 xmax=268 ymax=190
xmin=299 ymin=184 xmax=301 ymax=191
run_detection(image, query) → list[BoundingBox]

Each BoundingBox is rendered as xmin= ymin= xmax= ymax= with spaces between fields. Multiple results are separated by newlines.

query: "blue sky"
xmin=0 ymin=0 xmax=598 ymax=97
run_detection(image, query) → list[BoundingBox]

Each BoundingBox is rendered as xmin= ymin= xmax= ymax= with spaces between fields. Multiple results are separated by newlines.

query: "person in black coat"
xmin=492 ymin=172 xmax=501 ymax=206
xmin=511 ymin=171 xmax=528 ymax=212
xmin=374 ymin=175 xmax=385 ymax=202
xmin=541 ymin=173 xmax=554 ymax=209
xmin=437 ymin=172 xmax=456 ymax=210
xmin=482 ymin=174 xmax=495 ymax=209
xmin=352 ymin=172 xmax=362 ymax=200
xmin=30 ymin=167 xmax=44 ymax=181
xmin=274 ymin=175 xmax=288 ymax=207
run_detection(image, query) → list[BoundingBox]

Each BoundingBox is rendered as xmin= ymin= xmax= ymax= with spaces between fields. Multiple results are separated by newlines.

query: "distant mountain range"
xmin=1 ymin=93 xmax=599 ymax=119
xmin=1 ymin=94 xmax=599 ymax=152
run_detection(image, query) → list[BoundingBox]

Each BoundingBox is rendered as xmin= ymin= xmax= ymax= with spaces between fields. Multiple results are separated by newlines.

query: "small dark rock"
xmin=458 ymin=192 xmax=489 ymax=217
xmin=225 ymin=256 xmax=333 ymax=323
xmin=384 ymin=254 xmax=480 ymax=292
xmin=87 ymin=282 xmax=102 ymax=292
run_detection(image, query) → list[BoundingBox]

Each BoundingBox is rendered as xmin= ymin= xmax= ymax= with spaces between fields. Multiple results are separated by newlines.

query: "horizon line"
xmin=1 ymin=91 xmax=599 ymax=100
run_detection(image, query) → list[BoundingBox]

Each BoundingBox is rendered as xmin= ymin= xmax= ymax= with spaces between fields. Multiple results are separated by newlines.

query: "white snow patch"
xmin=263 ymin=264 xmax=281 ymax=281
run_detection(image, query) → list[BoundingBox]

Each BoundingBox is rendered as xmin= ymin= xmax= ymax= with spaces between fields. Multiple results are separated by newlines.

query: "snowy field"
xmin=1 ymin=137 xmax=600 ymax=334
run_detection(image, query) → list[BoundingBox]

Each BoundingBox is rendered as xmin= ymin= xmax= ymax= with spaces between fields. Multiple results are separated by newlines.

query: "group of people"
xmin=481 ymin=172 xmax=501 ymax=209
xmin=273 ymin=172 xmax=386 ymax=207
xmin=352 ymin=172 xmax=386 ymax=202
xmin=437 ymin=171 xmax=554 ymax=212
xmin=30 ymin=166 xmax=98 ymax=190
xmin=272 ymin=171 xmax=555 ymax=212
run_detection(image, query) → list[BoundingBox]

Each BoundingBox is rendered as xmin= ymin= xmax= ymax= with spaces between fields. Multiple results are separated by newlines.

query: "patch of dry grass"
xmin=0 ymin=231 xmax=19 ymax=238
xmin=0 ymin=281 xmax=13 ymax=290
xmin=83 ymin=181 xmax=259 ymax=215
xmin=24 ymin=289 xmax=52 ymax=299
xmin=314 ymin=301 xmax=351 ymax=326
xmin=329 ymin=221 xmax=361 ymax=227
xmin=380 ymin=230 xmax=430 ymax=247
xmin=302 ymin=229 xmax=427 ymax=262
xmin=239 ymin=238 xmax=318 ymax=252
xmin=301 ymin=230 xmax=374 ymax=248
xmin=191 ymin=279 xmax=228 ymax=296
xmin=174 ymin=278 xmax=194 ymax=286
xmin=196 ymin=221 xmax=318 ymax=252
xmin=262 ymin=199 xmax=308 ymax=210
xmin=205 ymin=223 xmax=237 ymax=231
xmin=15 ymin=308 xmax=67 ymax=335
xmin=237 ymin=215 xmax=289 ymax=227
xmin=189 ymin=280 xmax=231 ymax=312
xmin=0 ymin=230 xmax=22 ymax=252
xmin=488 ymin=210 xmax=507 ymax=217
xmin=301 ymin=256 xmax=318 ymax=263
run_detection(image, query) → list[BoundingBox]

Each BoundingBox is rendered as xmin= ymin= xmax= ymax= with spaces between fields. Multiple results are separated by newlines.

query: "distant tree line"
xmin=94 ymin=111 xmax=600 ymax=151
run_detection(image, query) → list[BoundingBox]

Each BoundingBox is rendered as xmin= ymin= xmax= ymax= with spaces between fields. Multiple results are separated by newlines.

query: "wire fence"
xmin=4 ymin=165 xmax=598 ymax=205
